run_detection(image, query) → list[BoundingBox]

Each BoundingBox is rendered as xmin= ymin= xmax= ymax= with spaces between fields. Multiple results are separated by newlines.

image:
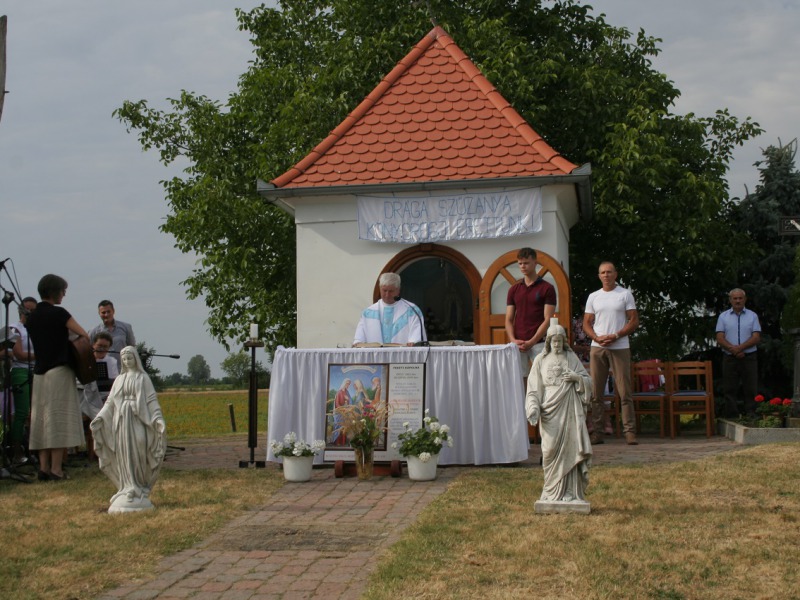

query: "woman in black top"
xmin=25 ymin=274 xmax=90 ymax=481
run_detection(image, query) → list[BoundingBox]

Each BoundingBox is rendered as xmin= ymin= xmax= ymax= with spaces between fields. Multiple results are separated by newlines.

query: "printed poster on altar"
xmin=324 ymin=362 xmax=425 ymax=463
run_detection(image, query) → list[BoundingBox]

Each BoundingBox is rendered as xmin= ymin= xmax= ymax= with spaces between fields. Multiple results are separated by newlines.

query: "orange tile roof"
xmin=272 ymin=26 xmax=578 ymax=189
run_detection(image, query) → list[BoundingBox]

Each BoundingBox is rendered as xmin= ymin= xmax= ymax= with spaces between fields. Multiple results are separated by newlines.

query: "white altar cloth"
xmin=266 ymin=344 xmax=528 ymax=466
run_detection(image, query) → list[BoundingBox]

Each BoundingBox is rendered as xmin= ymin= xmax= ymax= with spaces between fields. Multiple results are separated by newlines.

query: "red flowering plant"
xmin=754 ymin=394 xmax=793 ymax=418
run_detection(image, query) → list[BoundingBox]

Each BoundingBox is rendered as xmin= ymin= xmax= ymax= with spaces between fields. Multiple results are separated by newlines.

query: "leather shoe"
xmin=590 ymin=434 xmax=604 ymax=445
xmin=625 ymin=433 xmax=639 ymax=445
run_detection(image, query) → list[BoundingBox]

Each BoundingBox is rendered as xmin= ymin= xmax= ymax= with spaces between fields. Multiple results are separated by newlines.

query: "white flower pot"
xmin=282 ymin=455 xmax=314 ymax=482
xmin=406 ymin=453 xmax=440 ymax=481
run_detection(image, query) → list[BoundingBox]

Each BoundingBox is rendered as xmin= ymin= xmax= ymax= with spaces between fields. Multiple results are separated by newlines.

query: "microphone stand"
xmin=1 ymin=288 xmax=33 ymax=482
xmin=402 ymin=299 xmax=429 ymax=347
xmin=109 ymin=349 xmax=186 ymax=454
xmin=136 ymin=351 xmax=185 ymax=453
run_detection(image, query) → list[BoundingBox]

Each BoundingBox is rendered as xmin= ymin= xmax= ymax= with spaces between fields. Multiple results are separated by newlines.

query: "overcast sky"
xmin=1 ymin=1 xmax=798 ymax=377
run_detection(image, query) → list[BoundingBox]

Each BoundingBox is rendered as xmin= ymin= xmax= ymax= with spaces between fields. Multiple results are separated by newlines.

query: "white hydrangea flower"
xmin=434 ymin=437 xmax=442 ymax=446
xmin=447 ymin=438 xmax=454 ymax=447
xmin=284 ymin=431 xmax=297 ymax=445
xmin=440 ymin=424 xmax=450 ymax=434
xmin=423 ymin=416 xmax=432 ymax=424
xmin=419 ymin=452 xmax=432 ymax=463
xmin=430 ymin=422 xmax=441 ymax=432
xmin=311 ymin=440 xmax=326 ymax=454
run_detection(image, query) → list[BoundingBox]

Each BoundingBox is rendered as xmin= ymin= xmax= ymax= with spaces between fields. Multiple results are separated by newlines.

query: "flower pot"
xmin=353 ymin=447 xmax=374 ymax=480
xmin=282 ymin=455 xmax=314 ymax=482
xmin=406 ymin=453 xmax=440 ymax=481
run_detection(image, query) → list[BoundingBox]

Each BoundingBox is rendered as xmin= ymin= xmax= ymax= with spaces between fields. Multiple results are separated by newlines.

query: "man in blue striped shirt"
xmin=715 ymin=288 xmax=761 ymax=417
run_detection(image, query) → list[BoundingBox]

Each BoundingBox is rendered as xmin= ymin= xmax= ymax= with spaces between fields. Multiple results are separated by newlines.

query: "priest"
xmin=353 ymin=272 xmax=425 ymax=346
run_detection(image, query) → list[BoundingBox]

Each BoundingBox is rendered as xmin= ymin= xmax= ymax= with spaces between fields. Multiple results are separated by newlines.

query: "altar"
xmin=266 ymin=344 xmax=529 ymax=466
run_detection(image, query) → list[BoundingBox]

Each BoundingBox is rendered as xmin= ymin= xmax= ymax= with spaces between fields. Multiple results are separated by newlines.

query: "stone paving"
xmin=97 ymin=433 xmax=739 ymax=600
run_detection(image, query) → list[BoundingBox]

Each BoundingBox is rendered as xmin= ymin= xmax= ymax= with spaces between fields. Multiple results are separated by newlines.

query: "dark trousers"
xmin=721 ymin=352 xmax=758 ymax=417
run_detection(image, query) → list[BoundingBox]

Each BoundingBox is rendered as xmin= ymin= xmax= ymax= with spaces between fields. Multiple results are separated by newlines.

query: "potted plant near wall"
xmin=270 ymin=432 xmax=325 ymax=482
xmin=393 ymin=409 xmax=454 ymax=481
xmin=754 ymin=394 xmax=793 ymax=428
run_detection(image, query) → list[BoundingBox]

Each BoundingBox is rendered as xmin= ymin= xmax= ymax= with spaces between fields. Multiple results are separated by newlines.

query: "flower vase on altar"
xmin=282 ymin=455 xmax=314 ymax=482
xmin=269 ymin=433 xmax=325 ymax=482
xmin=394 ymin=409 xmax=453 ymax=481
xmin=354 ymin=447 xmax=374 ymax=480
xmin=406 ymin=453 xmax=440 ymax=481
xmin=332 ymin=393 xmax=387 ymax=480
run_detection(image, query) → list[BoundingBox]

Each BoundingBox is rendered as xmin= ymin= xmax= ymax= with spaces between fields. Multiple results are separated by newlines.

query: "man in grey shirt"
xmin=89 ymin=299 xmax=136 ymax=368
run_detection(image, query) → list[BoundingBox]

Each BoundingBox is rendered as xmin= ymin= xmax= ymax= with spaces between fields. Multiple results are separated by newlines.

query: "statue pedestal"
xmin=109 ymin=495 xmax=155 ymax=514
xmin=534 ymin=499 xmax=591 ymax=515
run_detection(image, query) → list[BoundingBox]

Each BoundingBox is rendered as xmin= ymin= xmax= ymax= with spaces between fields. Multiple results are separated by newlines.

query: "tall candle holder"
xmin=239 ymin=332 xmax=266 ymax=468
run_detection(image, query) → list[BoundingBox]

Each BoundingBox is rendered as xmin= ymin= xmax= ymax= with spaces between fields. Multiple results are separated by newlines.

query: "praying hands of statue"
xmin=560 ymin=370 xmax=580 ymax=384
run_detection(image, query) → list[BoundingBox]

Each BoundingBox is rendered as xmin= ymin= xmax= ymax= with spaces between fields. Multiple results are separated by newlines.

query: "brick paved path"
xmin=97 ymin=433 xmax=738 ymax=600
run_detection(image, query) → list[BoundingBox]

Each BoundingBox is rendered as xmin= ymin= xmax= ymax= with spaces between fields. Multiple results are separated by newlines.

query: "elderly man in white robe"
xmin=526 ymin=323 xmax=593 ymax=514
xmin=353 ymin=272 xmax=425 ymax=346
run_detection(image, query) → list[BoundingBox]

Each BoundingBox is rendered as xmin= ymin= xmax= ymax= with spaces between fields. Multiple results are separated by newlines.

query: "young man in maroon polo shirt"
xmin=505 ymin=248 xmax=557 ymax=440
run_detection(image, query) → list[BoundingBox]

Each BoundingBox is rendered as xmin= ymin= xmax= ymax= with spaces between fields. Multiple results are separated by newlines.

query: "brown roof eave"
xmin=258 ymin=163 xmax=593 ymax=221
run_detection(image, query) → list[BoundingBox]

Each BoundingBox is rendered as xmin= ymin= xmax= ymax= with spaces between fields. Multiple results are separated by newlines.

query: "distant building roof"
xmin=271 ymin=26 xmax=579 ymax=190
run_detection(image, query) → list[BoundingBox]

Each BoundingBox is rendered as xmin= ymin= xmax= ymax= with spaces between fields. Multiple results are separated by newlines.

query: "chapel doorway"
xmin=478 ymin=249 xmax=572 ymax=345
xmin=381 ymin=245 xmax=480 ymax=342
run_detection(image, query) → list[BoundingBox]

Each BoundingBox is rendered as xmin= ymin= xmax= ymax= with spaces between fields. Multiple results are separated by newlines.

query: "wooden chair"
xmin=631 ymin=360 xmax=672 ymax=437
xmin=669 ymin=360 xmax=715 ymax=438
xmin=602 ymin=385 xmax=622 ymax=438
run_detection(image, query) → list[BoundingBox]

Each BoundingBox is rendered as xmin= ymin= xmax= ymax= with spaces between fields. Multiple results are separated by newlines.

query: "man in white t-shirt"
xmin=583 ymin=262 xmax=640 ymax=445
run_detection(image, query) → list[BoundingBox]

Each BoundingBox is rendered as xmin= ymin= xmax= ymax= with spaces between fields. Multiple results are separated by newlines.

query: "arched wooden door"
xmin=382 ymin=244 xmax=481 ymax=342
xmin=478 ymin=249 xmax=572 ymax=345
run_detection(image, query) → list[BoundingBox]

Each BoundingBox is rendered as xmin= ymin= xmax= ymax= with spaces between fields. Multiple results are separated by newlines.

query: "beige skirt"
xmin=29 ymin=366 xmax=85 ymax=450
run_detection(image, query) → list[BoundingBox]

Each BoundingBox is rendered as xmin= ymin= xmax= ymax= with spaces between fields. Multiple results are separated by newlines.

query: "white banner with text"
xmin=357 ymin=187 xmax=542 ymax=243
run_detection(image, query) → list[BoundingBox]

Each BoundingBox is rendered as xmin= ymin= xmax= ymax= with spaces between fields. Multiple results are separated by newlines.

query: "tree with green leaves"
xmin=220 ymin=351 xmax=269 ymax=388
xmin=115 ymin=0 xmax=761 ymax=359
xmin=729 ymin=140 xmax=800 ymax=397
xmin=135 ymin=341 xmax=163 ymax=390
xmin=163 ymin=372 xmax=189 ymax=387
xmin=187 ymin=354 xmax=211 ymax=385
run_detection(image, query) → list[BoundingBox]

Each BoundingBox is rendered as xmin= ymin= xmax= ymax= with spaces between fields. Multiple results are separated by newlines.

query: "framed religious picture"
xmin=324 ymin=362 xmax=425 ymax=463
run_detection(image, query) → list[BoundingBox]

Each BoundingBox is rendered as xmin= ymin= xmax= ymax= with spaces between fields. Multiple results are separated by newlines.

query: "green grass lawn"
xmin=158 ymin=389 xmax=269 ymax=438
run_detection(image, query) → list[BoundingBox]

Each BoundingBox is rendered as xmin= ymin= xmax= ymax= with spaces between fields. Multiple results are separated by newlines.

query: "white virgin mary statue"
xmin=526 ymin=323 xmax=593 ymax=514
xmin=90 ymin=346 xmax=167 ymax=513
